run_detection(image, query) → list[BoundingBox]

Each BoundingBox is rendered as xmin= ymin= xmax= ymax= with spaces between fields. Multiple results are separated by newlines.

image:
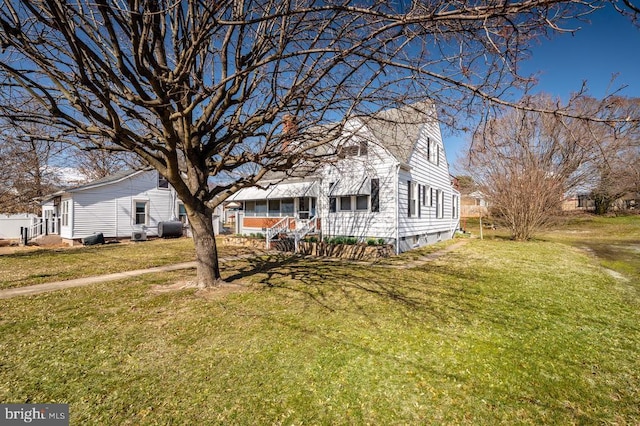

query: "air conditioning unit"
xmin=131 ymin=230 xmax=147 ymax=241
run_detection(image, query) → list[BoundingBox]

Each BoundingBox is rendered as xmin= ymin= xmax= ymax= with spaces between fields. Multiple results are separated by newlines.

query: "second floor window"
xmin=158 ymin=173 xmax=169 ymax=189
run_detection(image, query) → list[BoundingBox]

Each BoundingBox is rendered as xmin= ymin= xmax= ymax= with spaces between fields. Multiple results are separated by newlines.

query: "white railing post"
xmin=266 ymin=216 xmax=290 ymax=249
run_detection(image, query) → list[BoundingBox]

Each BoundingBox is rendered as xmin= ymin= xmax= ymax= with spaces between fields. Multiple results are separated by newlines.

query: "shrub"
xmin=377 ymin=238 xmax=386 ymax=245
xmin=345 ymin=237 xmax=358 ymax=245
xmin=366 ymin=238 xmax=377 ymax=246
xmin=325 ymin=236 xmax=345 ymax=245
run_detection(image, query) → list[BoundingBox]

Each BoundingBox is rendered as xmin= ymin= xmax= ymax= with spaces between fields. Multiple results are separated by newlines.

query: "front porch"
xmin=227 ymin=179 xmax=323 ymax=250
xmin=16 ymin=216 xmax=58 ymax=246
xmin=236 ymin=213 xmax=321 ymax=251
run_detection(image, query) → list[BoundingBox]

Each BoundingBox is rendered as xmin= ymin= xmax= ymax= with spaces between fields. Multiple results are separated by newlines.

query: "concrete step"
xmin=34 ymin=235 xmax=63 ymax=246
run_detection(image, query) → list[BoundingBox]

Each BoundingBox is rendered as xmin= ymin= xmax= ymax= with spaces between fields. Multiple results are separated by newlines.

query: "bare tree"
xmin=0 ymin=130 xmax=61 ymax=214
xmin=583 ymin=98 xmax=640 ymax=214
xmin=1 ymin=0 xmax=639 ymax=286
xmin=467 ymin=95 xmax=596 ymax=240
xmin=73 ymin=148 xmax=143 ymax=180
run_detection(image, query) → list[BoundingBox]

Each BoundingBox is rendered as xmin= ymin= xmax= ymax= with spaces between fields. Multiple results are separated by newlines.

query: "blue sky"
xmin=445 ymin=5 xmax=640 ymax=170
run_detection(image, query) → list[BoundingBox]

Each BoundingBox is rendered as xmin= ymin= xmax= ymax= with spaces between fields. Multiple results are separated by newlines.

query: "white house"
xmin=0 ymin=213 xmax=39 ymax=240
xmin=40 ymin=168 xmax=186 ymax=244
xmin=228 ymin=102 xmax=461 ymax=253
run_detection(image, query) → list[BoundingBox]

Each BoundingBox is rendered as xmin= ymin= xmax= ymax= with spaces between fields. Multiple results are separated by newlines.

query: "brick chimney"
xmin=283 ymin=114 xmax=297 ymax=135
xmin=282 ymin=114 xmax=297 ymax=151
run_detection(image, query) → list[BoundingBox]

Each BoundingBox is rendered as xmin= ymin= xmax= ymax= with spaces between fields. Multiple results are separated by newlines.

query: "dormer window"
xmin=338 ymin=140 xmax=368 ymax=158
xmin=158 ymin=172 xmax=169 ymax=189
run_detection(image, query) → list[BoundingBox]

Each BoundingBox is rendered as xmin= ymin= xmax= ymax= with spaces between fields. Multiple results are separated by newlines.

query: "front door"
xmin=297 ymin=197 xmax=316 ymax=220
xmin=43 ymin=208 xmax=57 ymax=234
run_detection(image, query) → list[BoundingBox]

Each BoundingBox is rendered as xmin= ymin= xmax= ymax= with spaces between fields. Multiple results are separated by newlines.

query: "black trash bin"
xmin=82 ymin=233 xmax=105 ymax=246
xmin=158 ymin=221 xmax=183 ymax=238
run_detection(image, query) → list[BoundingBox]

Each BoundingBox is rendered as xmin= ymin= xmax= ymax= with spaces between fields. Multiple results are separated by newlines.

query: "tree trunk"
xmin=187 ymin=208 xmax=222 ymax=288
xmin=592 ymin=193 xmax=611 ymax=215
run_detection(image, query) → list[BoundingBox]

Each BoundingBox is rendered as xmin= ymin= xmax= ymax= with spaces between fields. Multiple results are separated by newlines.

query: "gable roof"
xmin=65 ymin=168 xmax=152 ymax=193
xmin=41 ymin=168 xmax=152 ymax=203
xmin=360 ymin=101 xmax=435 ymax=164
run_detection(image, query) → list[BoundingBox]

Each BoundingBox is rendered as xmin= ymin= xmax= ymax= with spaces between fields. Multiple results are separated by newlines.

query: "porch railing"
xmin=20 ymin=218 xmax=53 ymax=245
xmin=265 ymin=216 xmax=291 ymax=249
xmin=294 ymin=216 xmax=318 ymax=251
xmin=264 ymin=216 xmax=319 ymax=252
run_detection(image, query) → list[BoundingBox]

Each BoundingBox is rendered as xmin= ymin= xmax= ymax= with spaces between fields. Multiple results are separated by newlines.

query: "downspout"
xmin=395 ymin=163 xmax=400 ymax=255
xmin=318 ymin=177 xmax=323 ymax=242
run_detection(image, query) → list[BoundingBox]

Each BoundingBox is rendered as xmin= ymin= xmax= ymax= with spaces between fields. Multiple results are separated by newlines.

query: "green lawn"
xmin=0 ymin=238 xmax=257 ymax=290
xmin=1 ymin=216 xmax=639 ymax=424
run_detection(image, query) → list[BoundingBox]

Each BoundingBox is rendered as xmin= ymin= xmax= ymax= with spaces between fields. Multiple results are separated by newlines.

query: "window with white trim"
xmin=158 ymin=172 xmax=169 ymax=189
xmin=339 ymin=196 xmax=352 ymax=211
xmin=422 ymin=185 xmax=429 ymax=207
xmin=338 ymin=140 xmax=368 ymax=158
xmin=408 ymin=181 xmax=418 ymax=217
xmin=428 ymin=138 xmax=438 ymax=164
xmin=178 ymin=203 xmax=188 ymax=223
xmin=435 ymin=190 xmax=444 ymax=218
xmin=134 ymin=200 xmax=149 ymax=225
xmin=355 ymin=195 xmax=368 ymax=211
xmin=281 ymin=198 xmax=294 ymax=215
xmin=61 ymin=200 xmax=70 ymax=226
xmin=452 ymin=195 xmax=459 ymax=219
xmin=268 ymin=200 xmax=280 ymax=216
xmin=331 ymin=195 xmax=370 ymax=212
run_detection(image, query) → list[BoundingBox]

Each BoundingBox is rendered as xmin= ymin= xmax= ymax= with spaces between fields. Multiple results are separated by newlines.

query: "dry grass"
xmin=0 ymin=216 xmax=638 ymax=424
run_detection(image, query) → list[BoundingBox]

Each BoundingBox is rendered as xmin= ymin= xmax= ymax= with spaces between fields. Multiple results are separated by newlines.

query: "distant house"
xmin=461 ymin=190 xmax=489 ymax=218
xmin=0 ymin=213 xmax=39 ymax=240
xmin=228 ymin=102 xmax=461 ymax=254
xmin=39 ymin=169 xmax=185 ymax=244
xmin=562 ymin=193 xmax=594 ymax=212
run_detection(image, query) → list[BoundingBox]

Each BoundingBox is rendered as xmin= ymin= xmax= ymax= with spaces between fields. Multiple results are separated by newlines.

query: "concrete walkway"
xmin=0 ymin=240 xmax=470 ymax=300
xmin=0 ymin=262 xmax=198 ymax=300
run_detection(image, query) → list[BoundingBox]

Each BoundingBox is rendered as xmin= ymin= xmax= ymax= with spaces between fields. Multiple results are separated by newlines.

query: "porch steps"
xmin=264 ymin=216 xmax=319 ymax=252
xmin=33 ymin=235 xmax=63 ymax=247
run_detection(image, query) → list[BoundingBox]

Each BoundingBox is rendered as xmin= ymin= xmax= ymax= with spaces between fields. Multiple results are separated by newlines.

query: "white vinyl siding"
xmin=320 ymin=124 xmax=397 ymax=240
xmin=397 ymin=114 xmax=459 ymax=250
xmin=65 ymin=170 xmax=179 ymax=239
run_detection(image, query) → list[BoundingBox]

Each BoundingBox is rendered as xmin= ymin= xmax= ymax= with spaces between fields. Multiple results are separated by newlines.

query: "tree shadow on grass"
xmin=223 ymin=252 xmax=479 ymax=324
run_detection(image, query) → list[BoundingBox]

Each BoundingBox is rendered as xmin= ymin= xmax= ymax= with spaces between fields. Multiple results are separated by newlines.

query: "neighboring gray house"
xmin=228 ymin=102 xmax=461 ymax=253
xmin=40 ymin=169 xmax=185 ymax=244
